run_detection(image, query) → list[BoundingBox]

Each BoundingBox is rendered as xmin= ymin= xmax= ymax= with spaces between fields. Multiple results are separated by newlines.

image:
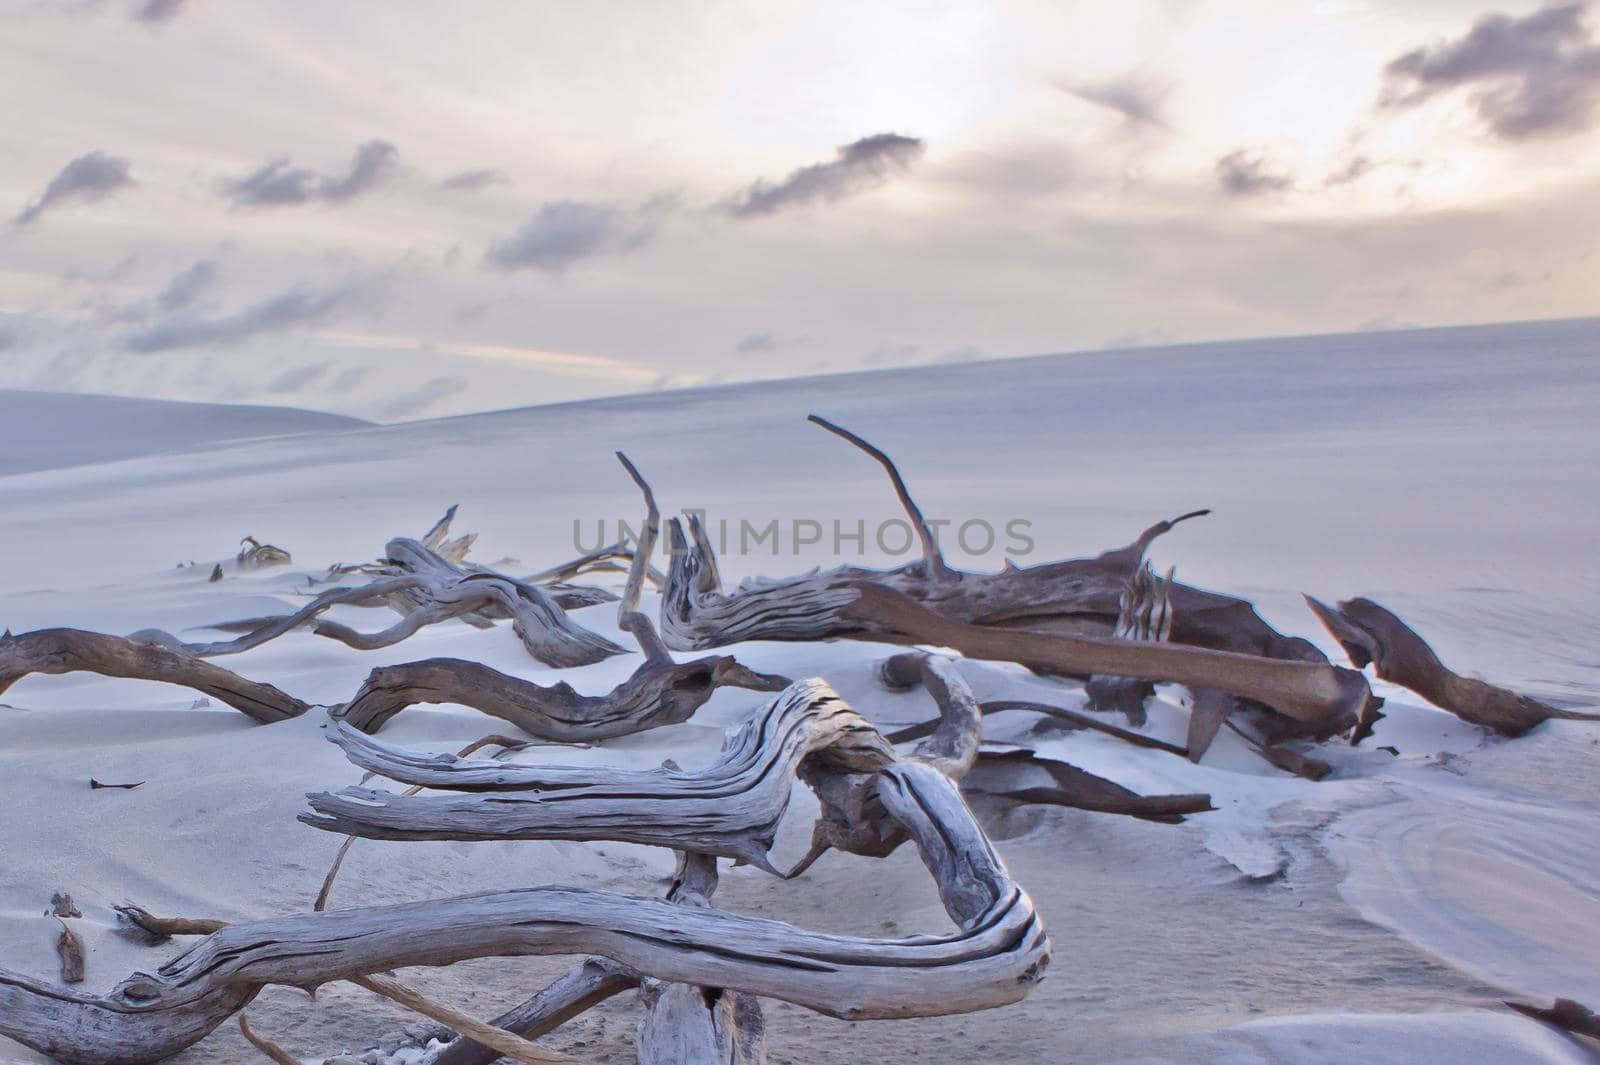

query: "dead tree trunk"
xmin=0 ymin=629 xmax=309 ymax=724
xmin=659 ymin=416 xmax=1324 ymax=669
xmin=847 ymin=584 xmax=1375 ymax=737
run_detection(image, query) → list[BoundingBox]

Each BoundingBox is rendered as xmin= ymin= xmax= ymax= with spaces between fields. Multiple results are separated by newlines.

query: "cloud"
xmin=1380 ymin=2 xmax=1600 ymax=139
xmin=1324 ymin=155 xmax=1375 ymax=187
xmin=378 ymin=376 xmax=467 ymax=419
xmin=155 ymin=259 xmax=220 ymax=312
xmin=735 ymin=331 xmax=777 ymax=354
xmin=725 ymin=132 xmax=925 ymax=218
xmin=438 ymin=168 xmax=509 ymax=192
xmin=328 ymin=365 xmax=373 ymax=393
xmin=266 ymin=361 xmax=331 ymax=394
xmin=863 ymin=340 xmax=920 ymax=366
xmin=1061 ymin=75 xmax=1170 ymax=127
xmin=1215 ymin=149 xmax=1293 ymax=196
xmin=133 ymin=0 xmax=186 ymax=23
xmin=14 ymin=150 xmax=135 ymax=225
xmin=0 ymin=328 xmax=16 ymax=352
xmin=482 ymin=200 xmax=656 ymax=272
xmin=123 ymin=281 xmax=355 ymax=352
xmin=220 ymin=140 xmax=398 ymax=208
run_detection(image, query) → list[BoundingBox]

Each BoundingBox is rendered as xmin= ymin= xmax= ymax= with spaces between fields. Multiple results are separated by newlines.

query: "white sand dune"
xmin=0 ymin=389 xmax=368 ymax=477
xmin=1 ymin=319 xmax=1597 ymax=1064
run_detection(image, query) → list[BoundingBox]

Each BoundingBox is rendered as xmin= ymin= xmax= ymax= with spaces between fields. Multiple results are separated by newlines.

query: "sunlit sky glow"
xmin=2 ymin=0 xmax=1597 ymax=420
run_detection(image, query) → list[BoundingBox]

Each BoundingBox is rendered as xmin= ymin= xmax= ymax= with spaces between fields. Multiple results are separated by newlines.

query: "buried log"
xmin=0 ymin=628 xmax=309 ymax=724
xmin=235 ymin=537 xmax=291 ymax=571
xmin=847 ymin=583 xmax=1376 ymax=737
xmin=1307 ymin=595 xmax=1600 ymax=740
xmin=659 ymin=415 xmax=1323 ymax=670
xmin=1505 ymin=997 xmax=1600 ymax=1039
xmin=0 ymin=680 xmax=1049 ymax=1065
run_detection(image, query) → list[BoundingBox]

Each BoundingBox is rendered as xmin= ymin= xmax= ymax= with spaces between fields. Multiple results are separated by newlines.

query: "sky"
xmin=1 ymin=0 xmax=1598 ymax=421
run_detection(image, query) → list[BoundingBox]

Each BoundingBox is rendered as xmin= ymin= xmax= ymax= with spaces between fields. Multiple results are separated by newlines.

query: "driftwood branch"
xmin=308 ymin=681 xmax=897 ymax=872
xmin=659 ymin=419 xmax=1319 ymax=680
xmin=847 ymin=584 xmax=1376 ymax=736
xmin=1307 ymin=595 xmax=1600 ymax=740
xmin=432 ymin=958 xmax=639 ymax=1065
xmin=808 ymin=414 xmax=954 ymax=584
xmin=349 ymin=972 xmax=575 ymax=1065
xmin=333 ymin=653 xmax=788 ymax=739
xmin=237 ymin=1014 xmax=298 ymax=1065
xmin=1505 ymin=997 xmax=1600 ymax=1039
xmin=0 ymin=680 xmax=1049 ymax=1064
xmin=0 ymin=628 xmax=309 ymax=724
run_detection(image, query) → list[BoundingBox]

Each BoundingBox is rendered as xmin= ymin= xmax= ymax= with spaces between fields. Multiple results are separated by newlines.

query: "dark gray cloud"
xmin=328 ymin=365 xmax=373 ymax=394
xmin=133 ymin=0 xmax=186 ymax=23
xmin=482 ymin=200 xmax=656 ymax=272
xmin=1061 ymin=75 xmax=1170 ymax=127
xmin=1381 ymin=2 xmax=1600 ymax=139
xmin=1215 ymin=149 xmax=1293 ymax=196
xmin=725 ymin=133 xmax=925 ymax=218
xmin=735 ymin=331 xmax=777 ymax=354
xmin=15 ymin=150 xmax=135 ymax=225
xmin=123 ymin=282 xmax=354 ymax=352
xmin=266 ymin=361 xmax=331 ymax=394
xmin=220 ymin=140 xmax=398 ymax=208
xmin=438 ymin=168 xmax=509 ymax=192
xmin=156 ymin=259 xmax=220 ymax=312
xmin=378 ymin=376 xmax=467 ymax=419
xmin=1325 ymin=155 xmax=1375 ymax=187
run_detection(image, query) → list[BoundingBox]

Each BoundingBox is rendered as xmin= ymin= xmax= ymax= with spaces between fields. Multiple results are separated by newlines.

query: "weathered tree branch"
xmin=0 ymin=685 xmax=1048 ymax=1065
xmin=0 ymin=628 xmax=309 ymax=724
xmin=431 ymin=958 xmax=639 ymax=1065
xmin=846 ymin=583 xmax=1375 ymax=736
xmin=308 ymin=681 xmax=897 ymax=872
xmin=659 ymin=418 xmax=1320 ymax=675
xmin=1306 ymin=595 xmax=1600 ymax=740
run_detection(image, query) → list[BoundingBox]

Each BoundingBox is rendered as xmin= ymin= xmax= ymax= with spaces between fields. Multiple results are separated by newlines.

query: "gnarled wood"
xmin=659 ymin=418 xmax=1320 ymax=670
xmin=0 ymin=679 xmax=1049 ymax=1064
xmin=307 ymin=681 xmax=897 ymax=872
xmin=431 ymin=958 xmax=639 ymax=1065
xmin=334 ymin=654 xmax=788 ymax=739
xmin=847 ymin=583 xmax=1373 ymax=736
xmin=1306 ymin=595 xmax=1600 ymax=739
xmin=0 ymin=628 xmax=309 ymax=724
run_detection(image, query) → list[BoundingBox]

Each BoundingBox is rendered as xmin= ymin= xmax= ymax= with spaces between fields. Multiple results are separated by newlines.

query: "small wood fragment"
xmin=50 ymin=893 xmax=81 ymax=919
xmin=238 ymin=1014 xmax=299 ymax=1065
xmin=56 ymin=918 xmax=84 ymax=984
xmin=89 ymin=778 xmax=143 ymax=790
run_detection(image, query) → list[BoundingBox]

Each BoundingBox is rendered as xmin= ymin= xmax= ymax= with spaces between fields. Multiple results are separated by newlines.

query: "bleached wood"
xmin=431 ymin=958 xmax=639 ymax=1065
xmin=348 ymin=973 xmax=575 ymax=1065
xmin=0 ymin=628 xmax=309 ymax=724
xmin=307 ymin=681 xmax=896 ymax=871
xmin=659 ymin=419 xmax=1314 ymax=671
xmin=0 ymin=680 xmax=1049 ymax=1065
